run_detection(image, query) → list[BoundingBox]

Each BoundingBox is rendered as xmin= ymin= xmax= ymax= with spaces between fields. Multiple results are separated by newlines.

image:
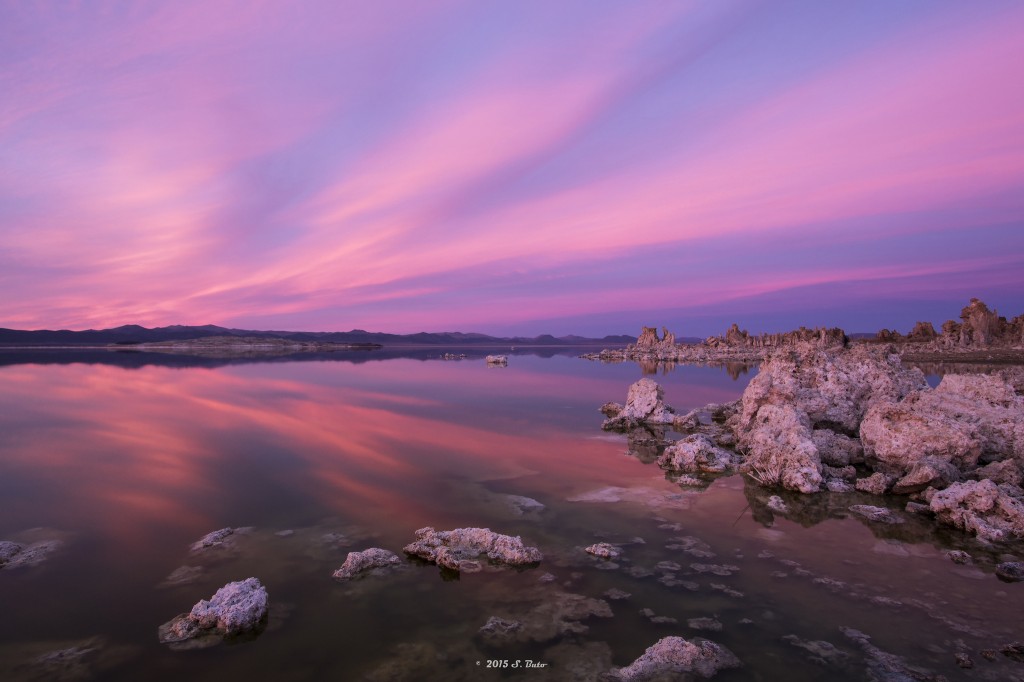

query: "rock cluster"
xmin=159 ymin=577 xmax=269 ymax=647
xmin=879 ymin=298 xmax=1024 ymax=350
xmin=403 ymin=527 xmax=542 ymax=572
xmin=602 ymin=339 xmax=1024 ymax=543
xmin=485 ymin=355 xmax=508 ymax=366
xmin=613 ymin=636 xmax=741 ymax=680
xmin=708 ymin=323 xmax=846 ymax=351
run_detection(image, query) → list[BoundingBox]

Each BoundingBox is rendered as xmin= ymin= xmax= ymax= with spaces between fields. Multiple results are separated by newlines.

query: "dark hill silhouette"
xmin=0 ymin=324 xmax=635 ymax=347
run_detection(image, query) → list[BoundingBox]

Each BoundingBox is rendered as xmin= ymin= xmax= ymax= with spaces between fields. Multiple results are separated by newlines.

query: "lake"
xmin=0 ymin=350 xmax=1019 ymax=681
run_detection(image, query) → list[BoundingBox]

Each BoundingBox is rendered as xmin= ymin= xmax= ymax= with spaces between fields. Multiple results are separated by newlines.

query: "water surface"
xmin=0 ymin=352 xmax=1019 ymax=680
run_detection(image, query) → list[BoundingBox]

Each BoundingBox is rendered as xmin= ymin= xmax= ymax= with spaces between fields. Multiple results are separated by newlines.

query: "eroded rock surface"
xmin=332 ymin=547 xmax=401 ymax=581
xmin=159 ymin=577 xmax=269 ymax=648
xmin=929 ymin=480 xmax=1024 ymax=542
xmin=403 ymin=527 xmax=542 ymax=572
xmin=189 ymin=527 xmax=253 ymax=554
xmin=0 ymin=538 xmax=62 ymax=570
xmin=603 ymin=379 xmax=676 ymax=430
xmin=613 ymin=636 xmax=741 ymax=681
xmin=658 ymin=434 xmax=737 ymax=475
xmin=585 ymin=542 xmax=621 ymax=559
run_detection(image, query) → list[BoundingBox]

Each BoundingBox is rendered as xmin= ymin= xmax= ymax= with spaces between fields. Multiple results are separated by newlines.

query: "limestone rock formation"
xmin=613 ymin=636 xmax=741 ymax=680
xmin=658 ymin=434 xmax=737 ymax=475
xmin=403 ymin=527 xmax=542 ymax=572
xmin=860 ymin=373 xmax=1024 ymax=480
xmin=929 ymin=480 xmax=1024 ymax=543
xmin=584 ymin=542 xmax=621 ymax=559
xmin=929 ymin=298 xmax=1024 ymax=349
xmin=708 ymin=324 xmax=846 ymax=351
xmin=907 ymin=321 xmax=937 ymax=341
xmin=188 ymin=527 xmax=253 ymax=554
xmin=485 ymin=355 xmax=508 ymax=366
xmin=332 ymin=548 xmax=401 ymax=581
xmin=602 ymin=378 xmax=676 ymax=430
xmin=159 ymin=577 xmax=269 ymax=647
xmin=0 ymin=538 xmax=62 ymax=570
xmin=731 ymin=345 xmax=927 ymax=494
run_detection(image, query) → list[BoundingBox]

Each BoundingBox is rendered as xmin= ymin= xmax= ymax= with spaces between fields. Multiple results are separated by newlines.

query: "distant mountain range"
xmin=0 ymin=324 xmax=636 ymax=347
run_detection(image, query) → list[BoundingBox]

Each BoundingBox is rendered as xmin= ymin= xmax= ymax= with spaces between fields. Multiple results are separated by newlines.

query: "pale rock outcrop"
xmin=602 ymin=378 xmax=676 ymax=430
xmin=635 ymin=326 xmax=661 ymax=348
xmin=159 ymin=577 xmax=269 ymax=647
xmin=613 ymin=636 xmax=741 ymax=681
xmin=861 ymin=373 xmax=1024 ymax=479
xmin=332 ymin=548 xmax=401 ymax=580
xmin=0 ymin=539 xmax=62 ymax=570
xmin=485 ymin=355 xmax=508 ymax=366
xmin=734 ymin=344 xmax=925 ymax=437
xmin=658 ymin=434 xmax=737 ymax=475
xmin=188 ymin=527 xmax=253 ymax=554
xmin=737 ymin=403 xmax=822 ymax=494
xmin=929 ymin=480 xmax=1024 ymax=542
xmin=732 ymin=345 xmax=925 ymax=493
xmin=585 ymin=542 xmax=621 ymax=559
xmin=403 ymin=527 xmax=542 ymax=572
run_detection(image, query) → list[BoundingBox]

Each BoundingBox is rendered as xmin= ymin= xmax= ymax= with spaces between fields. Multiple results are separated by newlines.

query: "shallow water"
xmin=0 ymin=351 xmax=1020 ymax=681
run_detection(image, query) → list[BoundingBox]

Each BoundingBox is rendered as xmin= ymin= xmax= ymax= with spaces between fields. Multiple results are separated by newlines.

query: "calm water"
xmin=0 ymin=351 xmax=1019 ymax=681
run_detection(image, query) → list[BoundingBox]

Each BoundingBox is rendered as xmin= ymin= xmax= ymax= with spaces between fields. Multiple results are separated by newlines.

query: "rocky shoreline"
xmin=600 ymin=342 xmax=1024 ymax=546
xmin=583 ymin=298 xmax=1024 ymax=367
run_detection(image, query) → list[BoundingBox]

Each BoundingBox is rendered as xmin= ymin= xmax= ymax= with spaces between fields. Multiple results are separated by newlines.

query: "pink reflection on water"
xmin=0 ymin=357 xmax=749 ymax=548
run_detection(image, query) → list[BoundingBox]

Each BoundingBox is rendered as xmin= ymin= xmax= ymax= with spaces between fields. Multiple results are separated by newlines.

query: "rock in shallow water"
xmin=929 ymin=480 xmax=1024 ymax=542
xmin=585 ymin=542 xmax=621 ymax=559
xmin=603 ymin=378 xmax=676 ymax=430
xmin=995 ymin=561 xmax=1024 ymax=582
xmin=403 ymin=527 xmax=542 ymax=572
xmin=613 ymin=636 xmax=741 ymax=680
xmin=332 ymin=547 xmax=401 ymax=581
xmin=159 ymin=577 xmax=269 ymax=648
xmin=848 ymin=505 xmax=904 ymax=525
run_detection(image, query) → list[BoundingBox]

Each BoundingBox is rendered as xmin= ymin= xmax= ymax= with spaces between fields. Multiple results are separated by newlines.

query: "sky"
xmin=2 ymin=0 xmax=1023 ymax=337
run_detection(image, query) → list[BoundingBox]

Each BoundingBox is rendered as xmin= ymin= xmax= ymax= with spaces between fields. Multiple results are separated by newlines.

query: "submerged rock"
xmin=585 ymin=542 xmax=621 ymax=559
xmin=159 ymin=565 xmax=203 ymax=588
xmin=995 ymin=561 xmax=1024 ymax=582
xmin=477 ymin=616 xmax=524 ymax=644
xmin=332 ymin=547 xmax=401 ymax=581
xmin=613 ymin=636 xmax=741 ymax=680
xmin=0 ymin=539 xmax=62 ymax=570
xmin=603 ymin=378 xmax=676 ymax=430
xmin=841 ymin=626 xmax=942 ymax=682
xmin=848 ymin=505 xmax=904 ymax=525
xmin=188 ymin=527 xmax=253 ymax=554
xmin=403 ymin=527 xmax=542 ymax=572
xmin=782 ymin=634 xmax=850 ymax=666
xmin=159 ymin=577 xmax=269 ymax=648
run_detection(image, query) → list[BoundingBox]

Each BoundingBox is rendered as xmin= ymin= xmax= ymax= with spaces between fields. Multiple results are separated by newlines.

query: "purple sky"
xmin=2 ymin=0 xmax=1023 ymax=336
